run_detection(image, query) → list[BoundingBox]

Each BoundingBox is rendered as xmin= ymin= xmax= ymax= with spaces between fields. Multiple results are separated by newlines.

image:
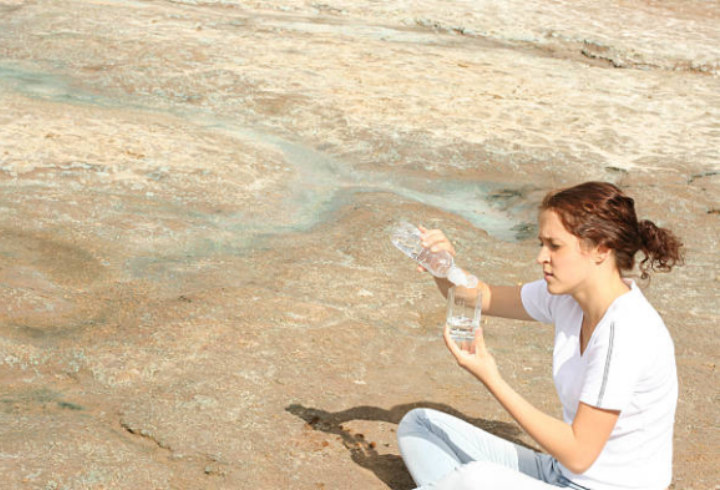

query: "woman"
xmin=397 ymin=182 xmax=683 ymax=489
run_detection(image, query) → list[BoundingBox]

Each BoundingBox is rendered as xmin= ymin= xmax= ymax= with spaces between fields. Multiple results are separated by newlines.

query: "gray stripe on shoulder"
xmin=597 ymin=321 xmax=615 ymax=406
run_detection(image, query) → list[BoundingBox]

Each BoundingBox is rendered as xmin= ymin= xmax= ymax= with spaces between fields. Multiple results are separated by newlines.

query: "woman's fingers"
xmin=472 ymin=326 xmax=486 ymax=354
xmin=443 ymin=324 xmax=462 ymax=361
xmin=443 ymin=324 xmax=472 ymax=358
xmin=444 ymin=323 xmax=499 ymax=383
xmin=419 ymin=227 xmax=456 ymax=255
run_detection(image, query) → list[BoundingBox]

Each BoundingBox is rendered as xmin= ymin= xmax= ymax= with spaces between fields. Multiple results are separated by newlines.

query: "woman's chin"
xmin=545 ymin=280 xmax=564 ymax=295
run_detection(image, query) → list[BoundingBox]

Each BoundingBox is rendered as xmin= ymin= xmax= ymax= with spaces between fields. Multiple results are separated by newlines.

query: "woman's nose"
xmin=536 ymin=247 xmax=548 ymax=265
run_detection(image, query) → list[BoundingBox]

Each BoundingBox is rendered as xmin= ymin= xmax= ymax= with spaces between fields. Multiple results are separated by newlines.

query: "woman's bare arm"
xmin=481 ymin=283 xmax=535 ymax=321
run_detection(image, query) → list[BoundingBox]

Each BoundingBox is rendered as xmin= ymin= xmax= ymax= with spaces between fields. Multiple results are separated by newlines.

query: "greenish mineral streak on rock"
xmin=57 ymin=401 xmax=84 ymax=411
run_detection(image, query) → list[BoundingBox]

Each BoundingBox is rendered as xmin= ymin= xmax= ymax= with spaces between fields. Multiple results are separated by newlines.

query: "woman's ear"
xmin=594 ymin=244 xmax=612 ymax=265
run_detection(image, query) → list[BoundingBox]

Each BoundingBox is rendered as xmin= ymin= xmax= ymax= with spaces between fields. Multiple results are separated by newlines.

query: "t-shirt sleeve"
xmin=580 ymin=319 xmax=642 ymax=411
xmin=520 ymin=279 xmax=555 ymax=324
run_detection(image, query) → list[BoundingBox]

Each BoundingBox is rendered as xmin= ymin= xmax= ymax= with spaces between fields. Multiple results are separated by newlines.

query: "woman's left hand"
xmin=443 ymin=323 xmax=501 ymax=386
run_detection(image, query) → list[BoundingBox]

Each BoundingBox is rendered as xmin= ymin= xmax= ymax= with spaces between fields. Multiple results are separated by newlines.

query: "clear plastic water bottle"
xmin=390 ymin=222 xmax=478 ymax=288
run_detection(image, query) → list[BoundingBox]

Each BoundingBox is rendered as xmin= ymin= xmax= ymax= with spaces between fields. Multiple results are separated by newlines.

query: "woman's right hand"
xmin=417 ymin=225 xmax=456 ymax=272
xmin=443 ymin=323 xmax=500 ymax=385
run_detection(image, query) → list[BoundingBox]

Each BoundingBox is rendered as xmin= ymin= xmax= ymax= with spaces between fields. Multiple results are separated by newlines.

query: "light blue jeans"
xmin=397 ymin=408 xmax=589 ymax=489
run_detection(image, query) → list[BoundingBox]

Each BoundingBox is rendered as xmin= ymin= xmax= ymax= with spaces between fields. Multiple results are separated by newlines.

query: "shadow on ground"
xmin=286 ymin=402 xmax=535 ymax=489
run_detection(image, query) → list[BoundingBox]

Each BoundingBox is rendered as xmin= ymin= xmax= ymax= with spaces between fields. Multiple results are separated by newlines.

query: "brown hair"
xmin=541 ymin=182 xmax=683 ymax=279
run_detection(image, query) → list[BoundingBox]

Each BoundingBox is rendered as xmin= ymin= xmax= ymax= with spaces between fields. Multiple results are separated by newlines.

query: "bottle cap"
xmin=447 ymin=267 xmax=478 ymax=289
xmin=464 ymin=274 xmax=479 ymax=289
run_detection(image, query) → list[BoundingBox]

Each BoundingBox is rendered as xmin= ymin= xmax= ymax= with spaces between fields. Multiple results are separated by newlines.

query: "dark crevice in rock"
xmin=118 ymin=419 xmax=231 ymax=477
xmin=120 ymin=420 xmax=174 ymax=453
xmin=412 ymin=17 xmax=718 ymax=75
xmin=579 ymin=40 xmax=718 ymax=74
xmin=688 ymin=170 xmax=720 ymax=184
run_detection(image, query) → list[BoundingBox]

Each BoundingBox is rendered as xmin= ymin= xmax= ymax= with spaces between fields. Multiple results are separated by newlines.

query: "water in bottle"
xmin=390 ymin=222 xmax=478 ymax=288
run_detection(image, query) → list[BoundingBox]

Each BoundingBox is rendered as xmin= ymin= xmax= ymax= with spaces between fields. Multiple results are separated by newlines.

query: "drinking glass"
xmin=445 ymin=286 xmax=482 ymax=346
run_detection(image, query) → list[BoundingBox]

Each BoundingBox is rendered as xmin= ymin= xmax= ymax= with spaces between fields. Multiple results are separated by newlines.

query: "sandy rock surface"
xmin=0 ymin=0 xmax=718 ymax=488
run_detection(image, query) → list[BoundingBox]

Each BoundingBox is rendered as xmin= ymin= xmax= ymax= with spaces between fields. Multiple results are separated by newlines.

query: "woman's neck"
xmin=574 ymin=271 xmax=630 ymax=329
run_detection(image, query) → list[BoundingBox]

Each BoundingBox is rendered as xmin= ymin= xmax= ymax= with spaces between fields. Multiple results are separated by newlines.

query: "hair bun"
xmin=637 ymin=219 xmax=683 ymax=278
xmin=638 ymin=220 xmax=658 ymax=246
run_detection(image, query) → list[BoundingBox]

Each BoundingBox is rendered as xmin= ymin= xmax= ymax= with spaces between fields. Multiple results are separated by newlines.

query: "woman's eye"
xmin=539 ymin=241 xmax=560 ymax=250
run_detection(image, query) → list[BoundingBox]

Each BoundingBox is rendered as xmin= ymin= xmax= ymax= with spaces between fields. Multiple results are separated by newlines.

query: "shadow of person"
xmin=286 ymin=401 xmax=537 ymax=490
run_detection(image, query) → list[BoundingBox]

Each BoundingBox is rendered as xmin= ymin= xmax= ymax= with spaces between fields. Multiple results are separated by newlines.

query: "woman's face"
xmin=536 ymin=209 xmax=597 ymax=296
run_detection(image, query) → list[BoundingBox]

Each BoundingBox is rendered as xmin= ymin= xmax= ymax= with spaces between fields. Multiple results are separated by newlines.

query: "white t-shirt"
xmin=521 ymin=279 xmax=677 ymax=490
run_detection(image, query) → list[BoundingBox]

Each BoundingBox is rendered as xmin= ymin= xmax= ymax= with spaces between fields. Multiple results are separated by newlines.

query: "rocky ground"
xmin=0 ymin=0 xmax=718 ymax=488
